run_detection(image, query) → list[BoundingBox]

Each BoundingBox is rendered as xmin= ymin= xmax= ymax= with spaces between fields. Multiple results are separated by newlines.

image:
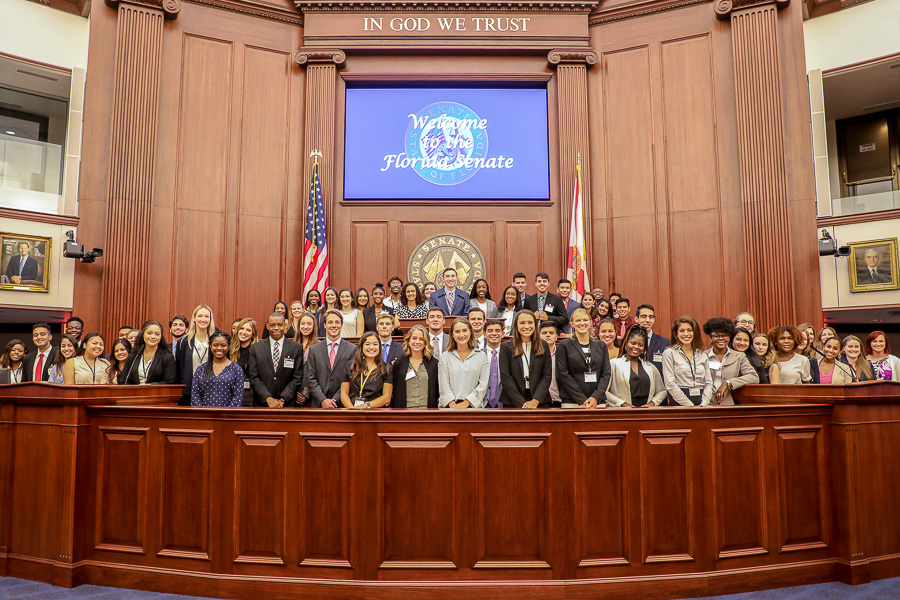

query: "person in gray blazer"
xmin=702 ymin=317 xmax=759 ymax=405
xmin=426 ymin=307 xmax=450 ymax=361
xmin=306 ymin=310 xmax=357 ymax=408
xmin=556 ymin=279 xmax=581 ymax=334
xmin=606 ymin=326 xmax=667 ymax=407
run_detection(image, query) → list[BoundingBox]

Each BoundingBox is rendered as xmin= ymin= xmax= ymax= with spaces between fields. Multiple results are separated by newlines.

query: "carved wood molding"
xmin=295 ymin=49 xmax=347 ymax=67
xmin=295 ymin=0 xmax=597 ymax=12
xmin=182 ymin=0 xmax=303 ymax=24
xmin=105 ymin=0 xmax=182 ymax=18
xmin=589 ymin=0 xmax=710 ymax=26
xmin=547 ymin=48 xmax=598 ymax=66
xmin=713 ymin=0 xmax=788 ymax=20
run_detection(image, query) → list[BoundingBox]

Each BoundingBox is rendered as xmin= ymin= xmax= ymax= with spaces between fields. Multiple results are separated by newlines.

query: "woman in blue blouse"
xmin=191 ymin=332 xmax=244 ymax=407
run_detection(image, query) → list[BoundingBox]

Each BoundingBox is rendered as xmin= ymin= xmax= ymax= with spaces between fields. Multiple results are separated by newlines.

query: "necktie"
xmin=383 ymin=343 xmax=389 ymax=362
xmin=19 ymin=258 xmax=25 ymax=277
xmin=538 ymin=295 xmax=545 ymax=313
xmin=35 ymin=352 xmax=44 ymax=381
xmin=488 ymin=349 xmax=499 ymax=407
xmin=329 ymin=342 xmax=337 ymax=368
xmin=272 ymin=341 xmax=280 ymax=370
xmin=432 ymin=336 xmax=441 ymax=358
xmin=447 ymin=291 xmax=454 ymax=313
xmin=172 ymin=341 xmax=177 ymax=359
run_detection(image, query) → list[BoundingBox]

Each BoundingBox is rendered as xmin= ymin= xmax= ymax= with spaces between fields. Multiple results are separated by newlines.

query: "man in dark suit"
xmin=306 ymin=309 xmax=356 ymax=408
xmin=513 ymin=272 xmax=529 ymax=308
xmin=376 ymin=314 xmax=403 ymax=366
xmin=482 ymin=320 xmax=505 ymax=408
xmin=23 ymin=322 xmax=57 ymax=382
xmin=637 ymin=303 xmax=669 ymax=375
xmin=857 ymin=248 xmax=893 ymax=284
xmin=248 ymin=312 xmax=304 ymax=408
xmin=556 ymin=278 xmax=581 ymax=334
xmin=429 ymin=267 xmax=470 ymax=317
xmin=5 ymin=241 xmax=39 ymax=284
xmin=523 ymin=272 xmax=568 ymax=331
xmin=426 ymin=307 xmax=449 ymax=361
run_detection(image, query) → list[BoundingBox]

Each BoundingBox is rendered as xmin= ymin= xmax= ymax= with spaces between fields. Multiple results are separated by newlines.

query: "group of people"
xmin=2 ymin=268 xmax=898 ymax=410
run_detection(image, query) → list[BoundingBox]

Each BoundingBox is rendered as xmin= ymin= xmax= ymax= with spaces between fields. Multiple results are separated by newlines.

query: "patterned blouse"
xmin=191 ymin=361 xmax=244 ymax=407
xmin=395 ymin=303 xmax=429 ymax=319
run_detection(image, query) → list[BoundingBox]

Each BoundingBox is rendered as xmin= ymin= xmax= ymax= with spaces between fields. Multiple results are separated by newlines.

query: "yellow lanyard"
xmin=359 ymin=365 xmax=377 ymax=393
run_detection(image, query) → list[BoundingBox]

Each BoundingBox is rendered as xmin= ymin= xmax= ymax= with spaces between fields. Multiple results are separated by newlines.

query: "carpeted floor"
xmin=2 ymin=576 xmax=899 ymax=599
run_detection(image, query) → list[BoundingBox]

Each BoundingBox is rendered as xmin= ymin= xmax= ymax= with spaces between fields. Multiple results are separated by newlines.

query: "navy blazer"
xmin=248 ymin=338 xmax=305 ymax=406
xmin=390 ymin=355 xmax=440 ymax=408
xmin=560 ymin=298 xmax=581 ymax=334
xmin=646 ymin=332 xmax=670 ymax=375
xmin=379 ymin=339 xmax=404 ymax=366
xmin=429 ymin=287 xmax=471 ymax=317
xmin=5 ymin=255 xmax=38 ymax=282
xmin=555 ymin=337 xmax=612 ymax=405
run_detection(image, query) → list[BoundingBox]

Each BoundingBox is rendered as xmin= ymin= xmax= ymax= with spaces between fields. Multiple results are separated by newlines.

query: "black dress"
xmin=237 ymin=345 xmax=254 ymax=407
xmin=628 ymin=364 xmax=651 ymax=407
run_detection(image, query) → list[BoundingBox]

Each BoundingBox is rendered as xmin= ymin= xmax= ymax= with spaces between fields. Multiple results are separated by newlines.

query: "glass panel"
xmin=831 ymin=189 xmax=900 ymax=217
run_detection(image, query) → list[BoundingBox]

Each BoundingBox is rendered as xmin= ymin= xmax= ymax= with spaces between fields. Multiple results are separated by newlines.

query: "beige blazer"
xmin=707 ymin=349 xmax=759 ymax=406
xmin=605 ymin=357 xmax=667 ymax=407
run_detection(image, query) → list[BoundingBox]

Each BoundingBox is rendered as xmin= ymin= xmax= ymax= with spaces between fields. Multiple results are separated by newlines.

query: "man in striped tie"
xmin=429 ymin=267 xmax=470 ymax=317
xmin=248 ymin=312 xmax=305 ymax=408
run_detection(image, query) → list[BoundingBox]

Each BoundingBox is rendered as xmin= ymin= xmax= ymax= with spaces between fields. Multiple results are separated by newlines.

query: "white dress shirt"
xmin=32 ymin=346 xmax=53 ymax=381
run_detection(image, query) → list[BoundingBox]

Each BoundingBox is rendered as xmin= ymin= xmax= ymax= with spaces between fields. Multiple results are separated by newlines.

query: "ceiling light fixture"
xmin=5 ymin=130 xmax=14 ymax=135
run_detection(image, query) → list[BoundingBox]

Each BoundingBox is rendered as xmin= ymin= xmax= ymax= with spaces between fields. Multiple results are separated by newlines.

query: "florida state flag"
xmin=565 ymin=156 xmax=590 ymax=301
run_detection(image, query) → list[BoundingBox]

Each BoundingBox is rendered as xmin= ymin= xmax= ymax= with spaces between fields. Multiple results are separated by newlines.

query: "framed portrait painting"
xmin=848 ymin=238 xmax=900 ymax=293
xmin=0 ymin=232 xmax=51 ymax=293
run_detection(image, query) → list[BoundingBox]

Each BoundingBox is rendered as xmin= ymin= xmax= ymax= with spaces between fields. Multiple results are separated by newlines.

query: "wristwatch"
xmin=365 ymin=401 xmax=372 ymax=409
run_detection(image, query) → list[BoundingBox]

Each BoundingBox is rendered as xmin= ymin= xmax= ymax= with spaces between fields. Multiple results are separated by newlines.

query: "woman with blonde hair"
xmin=749 ymin=331 xmax=780 ymax=384
xmin=285 ymin=300 xmax=305 ymax=339
xmin=840 ymin=335 xmax=873 ymax=382
xmin=391 ymin=324 xmax=439 ymax=408
xmin=176 ymin=304 xmax=216 ymax=405
xmin=230 ymin=317 xmax=258 ymax=407
xmin=814 ymin=326 xmax=838 ymax=353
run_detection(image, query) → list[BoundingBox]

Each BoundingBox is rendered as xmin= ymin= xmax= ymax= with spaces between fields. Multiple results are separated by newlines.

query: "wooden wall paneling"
xmin=506 ymin=222 xmax=546 ymax=286
xmin=711 ymin=427 xmax=768 ymax=561
xmin=396 ymin=222 xmax=498 ymax=292
xmin=233 ymin=46 xmax=294 ymax=318
xmin=98 ymin=0 xmax=172 ymax=340
xmin=471 ymin=433 xmax=552 ymax=572
xmin=0 ymin=408 xmax=12 ymax=560
xmin=94 ymin=427 xmax=149 ymax=553
xmin=638 ymin=429 xmax=695 ymax=566
xmin=298 ymin=432 xmax=354 ymax=571
xmin=375 ymin=432 xmax=459 ymax=574
xmin=158 ymin=429 xmax=212 ymax=561
xmin=854 ymin=420 xmax=900 ymax=561
xmin=600 ymin=46 xmax=662 ymax=305
xmin=574 ymin=431 xmax=630 ymax=570
xmin=232 ymin=431 xmax=286 ymax=566
xmin=722 ymin=2 xmax=796 ymax=330
xmin=659 ymin=34 xmax=724 ymax=322
xmin=350 ymin=222 xmax=389 ymax=290
xmin=774 ymin=425 xmax=829 ymax=553
xmin=172 ymin=34 xmax=234 ymax=319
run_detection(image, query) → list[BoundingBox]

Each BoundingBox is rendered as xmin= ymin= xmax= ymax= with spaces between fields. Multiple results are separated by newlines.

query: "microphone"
xmin=808 ymin=345 xmax=856 ymax=382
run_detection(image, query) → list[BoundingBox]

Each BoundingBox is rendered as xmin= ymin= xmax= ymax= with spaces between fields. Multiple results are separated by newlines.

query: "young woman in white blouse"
xmin=438 ymin=318 xmax=490 ymax=409
xmin=661 ymin=316 xmax=713 ymax=406
xmin=338 ymin=288 xmax=364 ymax=338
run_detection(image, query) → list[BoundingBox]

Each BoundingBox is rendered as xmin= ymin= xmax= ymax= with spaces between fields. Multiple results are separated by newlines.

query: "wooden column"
xmin=549 ymin=49 xmax=597 ymax=275
xmin=295 ymin=49 xmax=345 ymax=255
xmin=716 ymin=0 xmax=794 ymax=329
xmin=100 ymin=0 xmax=180 ymax=338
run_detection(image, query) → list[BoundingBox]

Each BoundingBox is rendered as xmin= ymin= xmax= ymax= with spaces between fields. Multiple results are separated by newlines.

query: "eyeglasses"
xmin=710 ymin=333 xmax=730 ymax=340
xmin=736 ymin=319 xmax=755 ymax=327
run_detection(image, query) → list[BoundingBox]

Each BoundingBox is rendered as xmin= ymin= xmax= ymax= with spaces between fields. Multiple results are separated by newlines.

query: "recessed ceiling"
xmin=823 ymin=58 xmax=900 ymax=121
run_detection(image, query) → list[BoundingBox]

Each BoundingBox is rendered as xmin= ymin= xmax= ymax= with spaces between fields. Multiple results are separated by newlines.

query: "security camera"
xmin=62 ymin=230 xmax=103 ymax=263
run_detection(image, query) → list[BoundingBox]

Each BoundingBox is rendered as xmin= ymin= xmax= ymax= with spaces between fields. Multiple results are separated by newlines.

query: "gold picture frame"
xmin=848 ymin=237 xmax=899 ymax=293
xmin=0 ymin=232 xmax=52 ymax=293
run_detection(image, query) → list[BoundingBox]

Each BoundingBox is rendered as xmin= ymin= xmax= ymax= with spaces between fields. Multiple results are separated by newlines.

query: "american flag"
xmin=303 ymin=161 xmax=329 ymax=293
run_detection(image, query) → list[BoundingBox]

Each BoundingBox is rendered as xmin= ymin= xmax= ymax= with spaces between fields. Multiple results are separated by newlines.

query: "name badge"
xmin=284 ymin=358 xmax=295 ymax=369
xmin=653 ymin=353 xmax=663 ymax=362
xmin=354 ymin=399 xmax=365 ymax=407
xmin=546 ymin=306 xmax=554 ymax=313
xmin=585 ymin=371 xmax=598 ymax=383
xmin=524 ymin=377 xmax=530 ymax=390
xmin=406 ymin=369 xmax=416 ymax=381
xmin=689 ymin=387 xmax=701 ymax=396
xmin=244 ymin=380 xmax=250 ymax=389
xmin=582 ymin=347 xmax=591 ymax=353
xmin=709 ymin=360 xmax=721 ymax=370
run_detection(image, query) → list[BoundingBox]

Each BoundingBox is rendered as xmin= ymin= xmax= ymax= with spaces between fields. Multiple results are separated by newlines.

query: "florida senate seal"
xmin=408 ymin=234 xmax=485 ymax=289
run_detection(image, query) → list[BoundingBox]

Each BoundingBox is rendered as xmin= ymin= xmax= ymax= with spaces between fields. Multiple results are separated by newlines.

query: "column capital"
xmin=547 ymin=48 xmax=599 ymax=68
xmin=105 ymin=0 xmax=182 ymax=18
xmin=295 ymin=48 xmax=347 ymax=68
xmin=714 ymin=0 xmax=789 ymax=20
